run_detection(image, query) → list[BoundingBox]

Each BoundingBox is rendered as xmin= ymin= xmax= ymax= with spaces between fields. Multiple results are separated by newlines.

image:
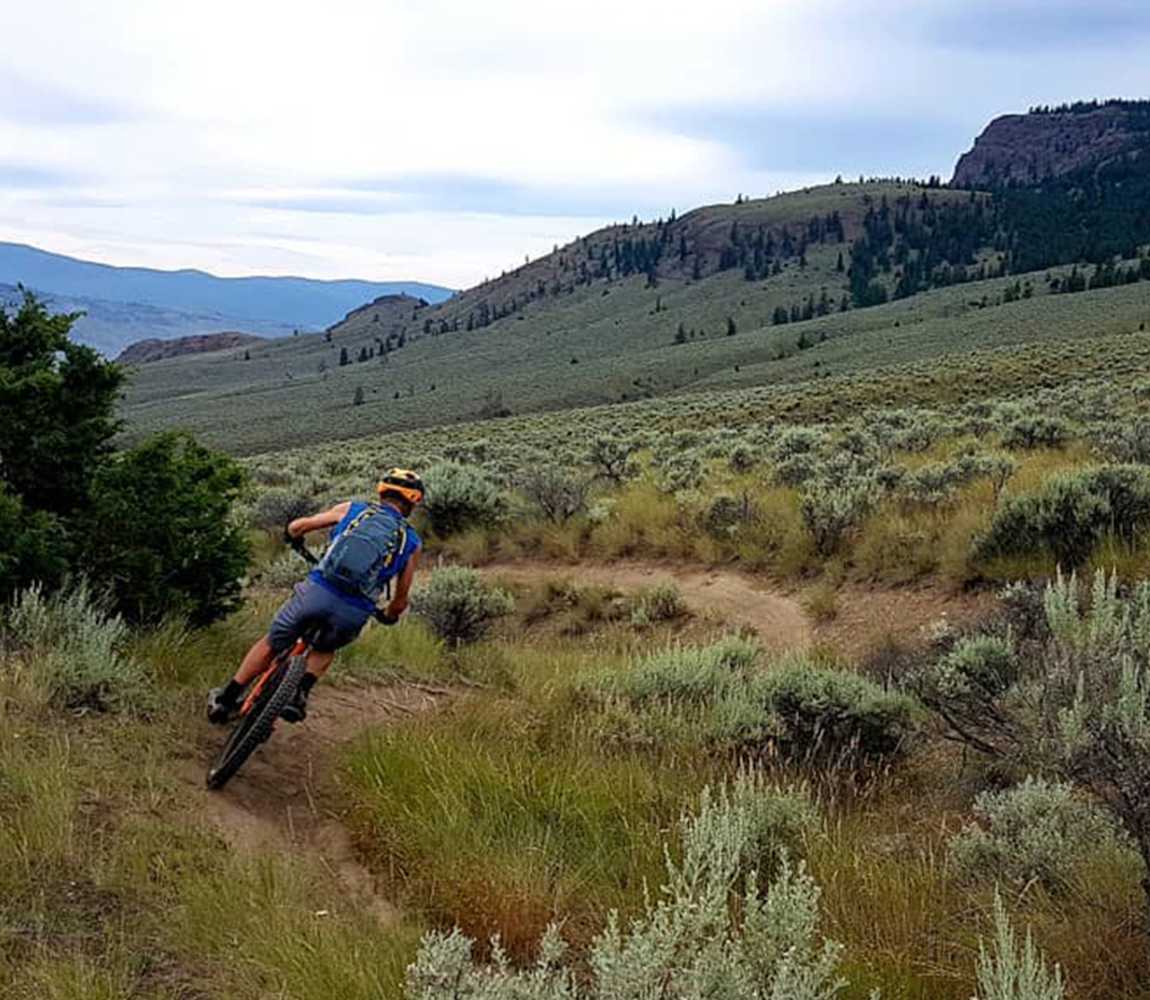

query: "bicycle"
xmin=204 ymin=534 xmax=399 ymax=790
xmin=205 ymin=538 xmax=321 ymax=790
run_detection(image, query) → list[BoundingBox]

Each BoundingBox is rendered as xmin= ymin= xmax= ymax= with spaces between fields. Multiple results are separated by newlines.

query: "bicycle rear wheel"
xmin=206 ymin=653 xmax=308 ymax=790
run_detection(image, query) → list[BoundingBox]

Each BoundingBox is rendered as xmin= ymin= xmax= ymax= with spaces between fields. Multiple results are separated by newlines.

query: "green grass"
xmin=341 ymin=702 xmax=700 ymax=957
xmin=6 ymin=557 xmax=1150 ymax=997
xmin=0 ymin=619 xmax=425 ymax=1000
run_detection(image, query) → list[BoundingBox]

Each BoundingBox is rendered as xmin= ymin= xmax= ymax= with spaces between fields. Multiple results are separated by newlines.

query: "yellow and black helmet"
xmin=377 ymin=468 xmax=425 ymax=507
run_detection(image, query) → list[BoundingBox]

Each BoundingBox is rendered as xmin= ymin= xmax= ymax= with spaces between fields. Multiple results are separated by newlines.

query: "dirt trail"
xmin=177 ymin=682 xmax=448 ymax=926
xmin=483 ymin=559 xmax=993 ymax=658
xmin=173 ymin=561 xmax=988 ymax=927
xmin=484 ymin=560 xmax=813 ymax=652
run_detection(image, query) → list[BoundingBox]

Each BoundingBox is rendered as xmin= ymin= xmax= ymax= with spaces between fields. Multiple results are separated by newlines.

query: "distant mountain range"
xmin=0 ymin=242 xmax=454 ymax=355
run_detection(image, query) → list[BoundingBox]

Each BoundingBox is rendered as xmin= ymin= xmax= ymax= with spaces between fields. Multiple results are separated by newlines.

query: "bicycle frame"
xmin=234 ymin=535 xmax=318 ymax=718
xmin=239 ymin=637 xmax=308 ymax=716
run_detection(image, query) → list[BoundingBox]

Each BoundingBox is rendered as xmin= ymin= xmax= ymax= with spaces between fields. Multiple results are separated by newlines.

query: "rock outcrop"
xmin=952 ymin=104 xmax=1149 ymax=188
xmin=116 ymin=332 xmax=265 ymax=365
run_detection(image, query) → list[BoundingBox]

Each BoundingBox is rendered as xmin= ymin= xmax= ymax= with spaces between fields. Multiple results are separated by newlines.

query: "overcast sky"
xmin=1 ymin=0 xmax=1147 ymax=287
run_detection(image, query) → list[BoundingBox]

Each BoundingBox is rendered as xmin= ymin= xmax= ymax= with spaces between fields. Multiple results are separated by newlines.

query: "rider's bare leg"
xmin=305 ymin=650 xmax=335 ymax=679
xmin=234 ymin=636 xmax=276 ymax=686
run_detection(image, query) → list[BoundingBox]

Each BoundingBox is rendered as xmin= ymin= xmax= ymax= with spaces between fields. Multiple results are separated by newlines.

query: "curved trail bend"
xmin=484 ymin=559 xmax=813 ymax=651
xmin=178 ymin=682 xmax=449 ymax=926
xmin=175 ymin=559 xmax=987 ymax=929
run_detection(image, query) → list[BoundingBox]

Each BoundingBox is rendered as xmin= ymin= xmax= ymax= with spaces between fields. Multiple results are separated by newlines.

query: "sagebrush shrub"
xmin=751 ymin=661 xmax=919 ymax=765
xmin=772 ymin=426 xmax=826 ymax=461
xmin=410 ymin=567 xmax=514 ymax=645
xmin=1001 ymin=415 xmax=1071 ymax=450
xmin=919 ymin=633 xmax=1017 ymax=705
xmin=973 ymin=891 xmax=1065 ymax=1000
xmin=1086 ymin=465 xmax=1150 ymax=544
xmin=893 ymin=418 xmax=945 ymax=452
xmin=586 ymin=434 xmax=637 ymax=483
xmin=702 ymin=493 xmax=752 ymax=536
xmin=775 ymin=451 xmax=823 ymax=488
xmin=256 ymin=553 xmax=307 ymax=589
xmin=800 ymin=479 xmax=876 ymax=556
xmin=251 ymin=489 xmax=315 ymax=533
xmin=591 ymin=639 xmax=917 ymax=766
xmin=655 ymin=452 xmax=703 ymax=494
xmin=422 ymin=462 xmax=506 ymax=537
xmin=919 ymin=569 xmax=1150 ymax=919
xmin=973 ymin=465 xmax=1150 ymax=568
xmin=3 ymin=582 xmax=151 ymax=712
xmin=728 ymin=443 xmax=758 ymax=473
xmin=950 ymin=777 xmax=1131 ymax=893
xmin=404 ymin=775 xmax=841 ymax=1000
xmin=899 ymin=462 xmax=962 ymax=507
xmin=442 ymin=438 xmax=490 ymax=465
xmin=518 ymin=465 xmax=590 ymax=523
xmin=596 ymin=635 xmax=762 ymax=704
xmin=1091 ymin=416 xmax=1150 ymax=465
xmin=630 ymin=583 xmax=687 ymax=625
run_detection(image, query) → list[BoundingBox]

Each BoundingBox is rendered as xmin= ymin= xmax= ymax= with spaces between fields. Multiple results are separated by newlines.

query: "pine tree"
xmin=726 ymin=316 xmax=737 ymax=336
xmin=339 ymin=346 xmax=349 ymax=366
xmin=353 ymin=386 xmax=365 ymax=406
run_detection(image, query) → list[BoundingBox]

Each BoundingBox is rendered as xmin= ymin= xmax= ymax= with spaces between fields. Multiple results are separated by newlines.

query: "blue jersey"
xmin=309 ymin=501 xmax=421 ymax=612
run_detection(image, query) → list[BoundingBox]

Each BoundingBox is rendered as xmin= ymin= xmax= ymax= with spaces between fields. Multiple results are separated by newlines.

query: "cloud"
xmin=0 ymin=0 xmax=1146 ymax=287
xmin=0 ymin=162 xmax=81 ymax=188
xmin=639 ymin=107 xmax=965 ymax=178
xmin=917 ymin=0 xmax=1150 ymax=51
xmin=246 ymin=175 xmax=679 ymax=221
xmin=0 ymin=69 xmax=133 ymax=125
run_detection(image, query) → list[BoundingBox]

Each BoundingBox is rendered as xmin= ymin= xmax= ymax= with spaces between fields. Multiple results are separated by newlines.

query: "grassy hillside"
xmin=122 ymin=254 xmax=1150 ymax=453
xmin=121 ymin=172 xmax=1150 ymax=454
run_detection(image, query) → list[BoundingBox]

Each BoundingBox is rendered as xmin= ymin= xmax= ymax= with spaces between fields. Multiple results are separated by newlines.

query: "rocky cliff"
xmin=952 ymin=103 xmax=1150 ymax=188
xmin=116 ymin=332 xmax=266 ymax=365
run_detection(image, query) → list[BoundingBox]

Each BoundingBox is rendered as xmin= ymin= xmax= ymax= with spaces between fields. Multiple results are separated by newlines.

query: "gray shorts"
xmin=267 ymin=579 xmax=371 ymax=654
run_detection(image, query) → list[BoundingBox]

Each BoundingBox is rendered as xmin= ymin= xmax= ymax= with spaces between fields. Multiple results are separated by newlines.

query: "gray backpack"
xmin=318 ymin=504 xmax=407 ymax=601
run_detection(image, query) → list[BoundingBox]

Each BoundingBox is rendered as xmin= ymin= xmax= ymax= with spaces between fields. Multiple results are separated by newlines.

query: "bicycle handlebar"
xmin=283 ymin=524 xmax=319 ymax=566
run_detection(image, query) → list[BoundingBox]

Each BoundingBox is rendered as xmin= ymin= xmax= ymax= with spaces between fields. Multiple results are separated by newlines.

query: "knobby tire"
xmin=205 ymin=654 xmax=308 ymax=790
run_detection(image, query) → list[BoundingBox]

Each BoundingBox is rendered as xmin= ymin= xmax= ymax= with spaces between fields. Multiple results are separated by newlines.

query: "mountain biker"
xmin=207 ymin=469 xmax=424 ymax=725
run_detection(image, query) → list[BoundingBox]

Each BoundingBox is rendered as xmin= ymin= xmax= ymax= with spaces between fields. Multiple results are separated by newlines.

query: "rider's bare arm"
xmin=384 ymin=545 xmax=421 ymax=617
xmin=287 ymin=502 xmax=351 ymax=540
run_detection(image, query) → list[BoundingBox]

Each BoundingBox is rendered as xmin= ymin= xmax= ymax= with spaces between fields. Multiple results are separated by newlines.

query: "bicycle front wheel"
xmin=206 ymin=653 xmax=308 ymax=790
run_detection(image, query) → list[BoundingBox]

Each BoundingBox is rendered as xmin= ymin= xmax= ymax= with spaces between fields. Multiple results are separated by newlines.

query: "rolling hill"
xmin=120 ymin=104 xmax=1150 ymax=454
xmin=0 ymin=242 xmax=454 ymax=355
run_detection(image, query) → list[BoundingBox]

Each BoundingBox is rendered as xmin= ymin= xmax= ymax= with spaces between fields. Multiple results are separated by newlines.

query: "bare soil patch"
xmin=815 ymin=583 xmax=997 ymax=660
xmin=483 ymin=559 xmax=994 ymax=662
xmin=485 ymin=560 xmax=813 ymax=653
